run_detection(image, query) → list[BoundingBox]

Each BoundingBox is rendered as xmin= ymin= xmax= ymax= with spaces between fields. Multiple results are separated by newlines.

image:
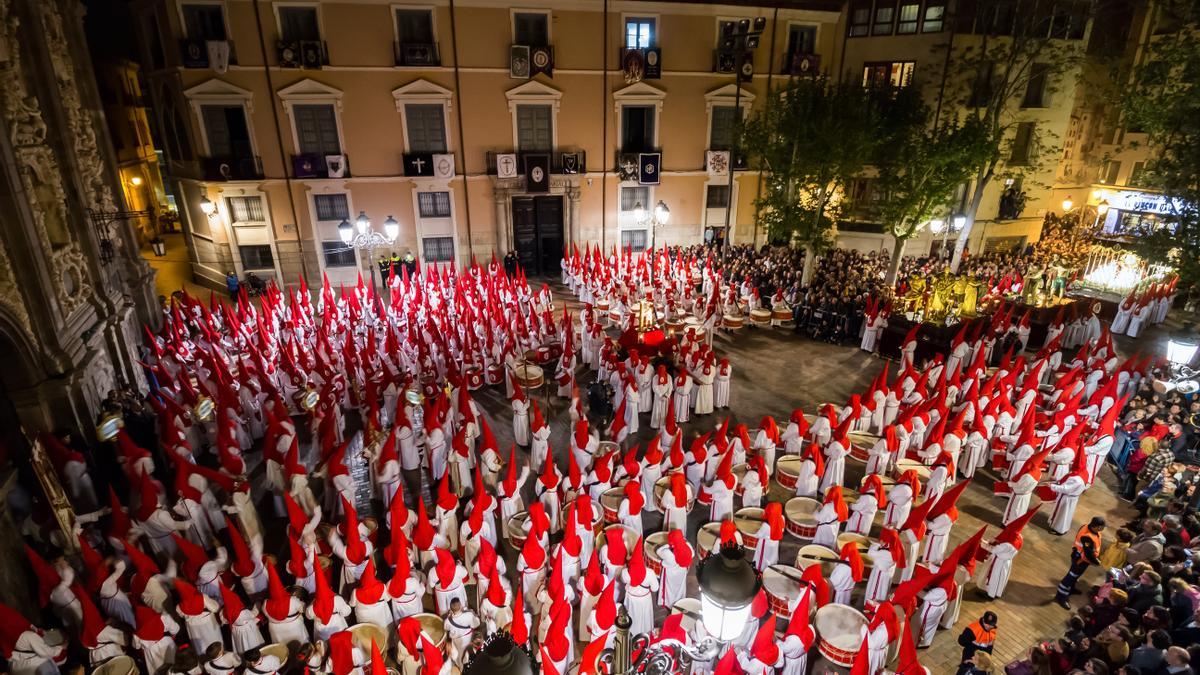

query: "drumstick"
xmin=732 ymin=515 xmax=765 ymax=526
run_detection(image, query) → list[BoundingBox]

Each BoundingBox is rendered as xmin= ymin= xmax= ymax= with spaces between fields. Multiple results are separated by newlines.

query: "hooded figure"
xmin=737 ymin=615 xmax=783 ymax=675
xmin=1 ymin=602 xmax=66 ymax=674
xmin=620 ymin=538 xmax=660 ymax=636
xmin=431 ymin=548 xmax=469 ymax=614
xmin=220 ymin=581 xmax=264 ymax=655
xmin=650 ymin=365 xmax=673 ymax=429
xmin=831 ymin=541 xmax=866 ymax=605
xmin=262 ymin=558 xmax=309 ymax=645
xmin=174 ymin=578 xmax=222 ymax=654
xmin=305 ymin=562 xmax=351 ymax=641
xmin=813 ymin=486 xmax=848 ymax=549
xmin=780 ymin=589 xmax=815 ymax=675
xmin=132 ymin=602 xmax=180 ymax=674
xmin=976 ymin=506 xmax=1040 ymax=599
xmin=754 ymin=502 xmax=785 ymax=570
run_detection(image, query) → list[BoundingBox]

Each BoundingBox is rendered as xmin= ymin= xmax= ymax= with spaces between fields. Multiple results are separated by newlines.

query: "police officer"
xmin=957 ymin=611 xmax=997 ymax=674
xmin=1054 ymin=515 xmax=1105 ymax=609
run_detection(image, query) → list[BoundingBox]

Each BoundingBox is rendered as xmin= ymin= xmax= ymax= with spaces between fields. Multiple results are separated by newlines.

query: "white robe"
xmin=922 ymin=514 xmax=954 ymax=565
xmin=650 ymin=379 xmax=672 ymax=429
xmin=657 ymin=546 xmax=689 ymax=607
xmin=1048 ymin=476 xmax=1086 ymax=534
xmin=846 ymin=495 xmax=878 ymax=535
xmin=621 ymin=572 xmax=660 ymax=637
xmin=812 ymin=503 xmax=841 ymax=549
xmin=266 ymin=597 xmax=310 ymax=646
xmin=916 ymin=587 xmax=948 ymax=647
xmin=975 ymin=542 xmax=1018 ymax=599
xmin=693 ymin=368 xmax=716 ymax=415
xmin=865 ymin=545 xmax=896 ymax=606
xmin=512 ymin=400 xmax=530 ymax=446
xmin=1003 ymin=474 xmax=1038 ymax=525
xmin=714 ymin=368 xmax=732 ymax=408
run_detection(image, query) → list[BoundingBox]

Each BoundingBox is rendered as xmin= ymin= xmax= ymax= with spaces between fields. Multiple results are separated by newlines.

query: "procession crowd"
xmin=0 ymin=244 xmax=1186 ymax=675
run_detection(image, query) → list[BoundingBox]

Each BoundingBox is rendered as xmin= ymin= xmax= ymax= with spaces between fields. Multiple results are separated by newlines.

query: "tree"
xmin=873 ymin=89 xmax=996 ymax=284
xmin=741 ymin=76 xmax=885 ymax=282
xmin=941 ymin=1 xmax=1090 ymax=269
xmin=1118 ymin=0 xmax=1200 ymax=286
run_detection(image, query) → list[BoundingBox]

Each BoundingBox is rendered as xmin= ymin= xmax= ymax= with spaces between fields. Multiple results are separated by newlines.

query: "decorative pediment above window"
xmin=704 ymin=83 xmax=756 ymax=115
xmin=184 ymin=79 xmax=255 ymax=111
xmin=392 ymin=79 xmax=454 ymax=112
xmin=276 ymin=78 xmax=344 ymax=111
xmin=613 ymin=81 xmax=667 ymax=114
xmin=505 ymin=80 xmax=563 ymax=114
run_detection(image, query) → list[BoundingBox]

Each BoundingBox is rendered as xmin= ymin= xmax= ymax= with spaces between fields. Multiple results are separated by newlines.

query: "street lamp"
xmin=634 ymin=200 xmax=671 ymax=249
xmin=338 ymin=210 xmax=399 ymax=297
xmin=1062 ymin=196 xmax=1074 ymax=213
xmin=464 ymin=633 xmax=534 ymax=675
xmin=697 ymin=544 xmax=760 ymax=640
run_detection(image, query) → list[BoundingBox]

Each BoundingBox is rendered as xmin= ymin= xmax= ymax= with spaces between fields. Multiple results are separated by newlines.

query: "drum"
xmin=546 ymin=340 xmax=563 ymax=362
xmin=665 ymin=317 xmax=686 ymax=335
xmin=416 ymin=612 xmax=447 ymax=650
xmin=772 ymin=307 xmax=794 ymax=323
xmin=597 ymin=524 xmax=639 ymax=563
xmin=362 ymin=517 xmax=379 ymax=546
xmin=784 ymin=497 xmax=820 ymax=539
xmin=750 ymin=308 xmax=772 ymax=326
xmin=562 ymin=495 xmax=605 ymax=535
xmin=795 ymin=544 xmax=841 ymax=579
xmin=597 ymin=299 xmax=611 ymax=313
xmin=515 ymin=363 xmax=544 ymax=389
xmin=735 ymin=507 xmax=764 ymax=548
xmin=600 ymin=486 xmax=624 ymax=524
xmin=44 ymin=629 xmax=68 ymax=666
xmin=92 ymin=655 xmax=136 ymax=675
xmin=535 ymin=345 xmax=554 ymax=365
xmin=836 ymin=532 xmax=873 ymax=565
xmin=350 ymin=622 xmax=389 ymax=652
xmin=597 ymin=441 xmax=620 ymax=457
xmin=670 ymin=597 xmax=703 ymax=634
xmin=485 ymin=363 xmax=503 ymax=385
xmin=723 ymin=314 xmax=745 ymax=330
xmin=733 ymin=463 xmax=748 ymax=496
xmin=466 ymin=366 xmax=484 ymax=391
xmin=421 ymin=374 xmax=439 ymax=399
xmin=696 ymin=522 xmax=723 ymax=558
xmin=762 ymin=564 xmax=803 ymax=619
xmin=776 ymin=455 xmax=802 ymax=490
xmin=815 ymin=604 xmax=868 ymax=667
xmin=608 ymin=308 xmax=623 ymax=325
xmin=847 ymin=431 xmax=877 ymax=462
xmin=644 ymin=531 xmax=668 ymax=575
xmin=893 ymin=458 xmax=932 ymax=482
xmin=654 ymin=475 xmax=694 ymax=513
xmin=259 ymin=645 xmax=289 ymax=671
xmin=505 ymin=511 xmax=530 ymax=551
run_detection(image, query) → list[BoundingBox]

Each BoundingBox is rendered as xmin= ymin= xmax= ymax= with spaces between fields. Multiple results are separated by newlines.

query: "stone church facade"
xmin=0 ymin=0 xmax=159 ymax=445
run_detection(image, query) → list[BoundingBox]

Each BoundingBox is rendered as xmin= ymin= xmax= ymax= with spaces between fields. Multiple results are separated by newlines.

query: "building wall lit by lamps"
xmin=634 ymin=200 xmax=670 ymax=249
xmin=338 ymin=210 xmax=400 ymax=294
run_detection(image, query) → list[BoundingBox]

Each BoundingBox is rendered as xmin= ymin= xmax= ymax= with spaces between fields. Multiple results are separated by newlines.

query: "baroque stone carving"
xmin=0 ymin=0 xmax=92 ymax=315
xmin=0 ymin=239 xmax=34 ymax=340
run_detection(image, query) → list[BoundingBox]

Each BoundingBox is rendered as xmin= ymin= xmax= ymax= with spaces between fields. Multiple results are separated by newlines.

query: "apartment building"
xmin=94 ymin=58 xmax=172 ymax=243
xmin=1073 ymin=0 xmax=1183 ymax=241
xmin=127 ymin=0 xmax=1089 ymax=289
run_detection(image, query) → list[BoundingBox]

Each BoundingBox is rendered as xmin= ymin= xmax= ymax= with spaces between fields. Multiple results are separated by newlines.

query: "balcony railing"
xmin=276 ymin=40 xmax=329 ymax=68
xmin=202 ymin=155 xmax=264 ymax=181
xmin=291 ymin=153 xmax=350 ymax=179
xmin=394 ymin=41 xmax=441 ymax=67
xmin=179 ymin=39 xmax=237 ymax=69
xmin=484 ymin=149 xmax=587 ymax=176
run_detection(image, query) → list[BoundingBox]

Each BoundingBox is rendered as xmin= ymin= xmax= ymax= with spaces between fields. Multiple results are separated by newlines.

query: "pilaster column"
xmin=493 ymin=190 xmax=510 ymax=254
xmin=566 ymin=186 xmax=582 ymax=245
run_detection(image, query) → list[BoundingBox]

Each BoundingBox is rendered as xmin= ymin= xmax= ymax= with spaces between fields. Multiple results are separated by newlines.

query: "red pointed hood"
xmin=583 ymin=548 xmax=606 ymax=596
xmin=751 ymin=614 xmax=780 ymax=664
xmin=225 ymin=516 xmax=256 ymax=577
xmin=823 ymin=486 xmax=848 ymax=521
xmin=926 ymin=479 xmax=970 ymax=522
xmin=604 ymin=527 xmax=629 ymax=567
xmin=174 ymin=577 xmax=207 ymax=616
xmin=311 ymin=560 xmax=336 ymax=623
xmin=434 ymin=547 xmax=460 ymax=590
xmin=356 ymin=559 xmax=386 ymax=604
xmin=77 ymin=588 xmax=106 ymax=648
xmin=800 ymin=563 xmax=830 ymax=607
xmin=992 ymin=503 xmax=1041 ymax=550
xmin=785 ymin=588 xmax=815 ymax=645
xmin=840 ymin=541 xmax=865 ymax=582
xmin=263 ymin=557 xmax=292 ymax=620
xmin=628 ymin=536 xmax=649 ymax=586
xmin=594 ymin=579 xmax=617 ymax=629
xmin=900 ymin=496 xmax=934 ymax=540
xmin=879 ymin=527 xmax=907 ymax=568
xmin=24 ymin=546 xmax=60 ymax=608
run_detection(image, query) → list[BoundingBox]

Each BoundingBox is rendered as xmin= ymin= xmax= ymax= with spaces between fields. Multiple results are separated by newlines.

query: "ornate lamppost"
xmin=338 ymin=210 xmax=400 ymax=295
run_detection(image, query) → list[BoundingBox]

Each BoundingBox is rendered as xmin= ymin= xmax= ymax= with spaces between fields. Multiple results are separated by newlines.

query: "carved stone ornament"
xmin=0 ymin=0 xmax=93 ymax=316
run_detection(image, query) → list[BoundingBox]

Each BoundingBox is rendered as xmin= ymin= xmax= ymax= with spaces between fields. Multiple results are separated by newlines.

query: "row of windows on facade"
xmin=222 ymin=178 xmax=727 ymax=271
xmin=178 ymin=3 xmax=818 ymax=68
xmin=847 ymin=0 xmax=1088 ymax=39
xmin=199 ymin=93 xmax=750 ymax=161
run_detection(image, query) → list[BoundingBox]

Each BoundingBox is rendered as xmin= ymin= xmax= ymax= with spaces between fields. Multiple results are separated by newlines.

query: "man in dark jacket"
xmin=1127 ymin=630 xmax=1170 ymax=673
xmin=1128 ymin=571 xmax=1164 ymax=612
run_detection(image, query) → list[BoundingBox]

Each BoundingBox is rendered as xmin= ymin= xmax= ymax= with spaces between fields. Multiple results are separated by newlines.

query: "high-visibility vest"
xmin=1074 ymin=525 xmax=1101 ymax=558
xmin=966 ymin=621 xmax=996 ymax=648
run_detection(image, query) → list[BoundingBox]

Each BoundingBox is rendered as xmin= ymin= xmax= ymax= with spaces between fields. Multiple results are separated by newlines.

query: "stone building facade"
xmin=0 ymin=0 xmax=160 ymax=447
